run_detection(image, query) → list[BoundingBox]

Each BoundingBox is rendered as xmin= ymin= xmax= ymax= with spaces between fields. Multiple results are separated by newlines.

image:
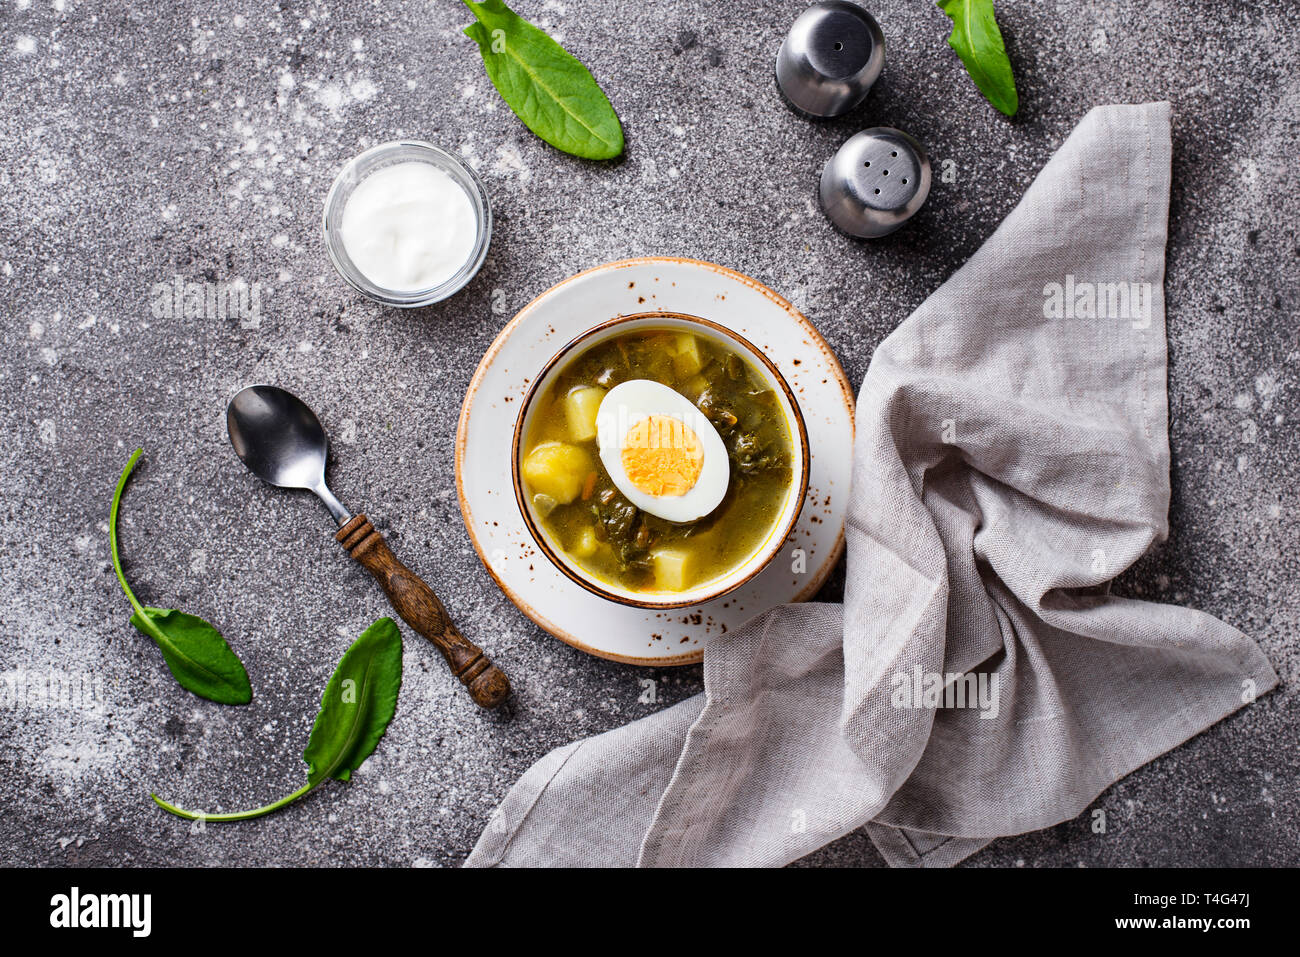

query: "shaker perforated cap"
xmin=819 ymin=127 xmax=931 ymax=238
xmin=776 ymin=2 xmax=885 ymax=118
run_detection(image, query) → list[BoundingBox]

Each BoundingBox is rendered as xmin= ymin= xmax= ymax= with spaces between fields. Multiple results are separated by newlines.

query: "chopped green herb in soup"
xmin=520 ymin=327 xmax=794 ymax=593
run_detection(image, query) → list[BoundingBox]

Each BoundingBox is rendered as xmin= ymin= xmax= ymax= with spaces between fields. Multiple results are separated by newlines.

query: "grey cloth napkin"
xmin=466 ymin=102 xmax=1279 ymax=868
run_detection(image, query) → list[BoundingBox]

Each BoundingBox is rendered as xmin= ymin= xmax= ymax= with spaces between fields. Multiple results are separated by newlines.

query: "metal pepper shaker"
xmin=819 ymin=127 xmax=932 ymax=238
xmin=776 ymin=2 xmax=885 ymax=118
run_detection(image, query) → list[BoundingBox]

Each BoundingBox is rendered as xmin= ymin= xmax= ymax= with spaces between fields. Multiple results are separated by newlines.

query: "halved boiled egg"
xmin=595 ymin=379 xmax=730 ymax=523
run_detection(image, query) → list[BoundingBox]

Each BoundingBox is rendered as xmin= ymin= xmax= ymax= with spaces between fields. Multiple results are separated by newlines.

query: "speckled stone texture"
xmin=1 ymin=0 xmax=1295 ymax=868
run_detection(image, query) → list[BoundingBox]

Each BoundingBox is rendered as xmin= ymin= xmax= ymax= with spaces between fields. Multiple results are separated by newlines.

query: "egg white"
xmin=595 ymin=379 xmax=730 ymax=523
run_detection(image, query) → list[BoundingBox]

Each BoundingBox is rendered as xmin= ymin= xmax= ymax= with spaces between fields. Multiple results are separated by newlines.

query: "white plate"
xmin=455 ymin=258 xmax=855 ymax=665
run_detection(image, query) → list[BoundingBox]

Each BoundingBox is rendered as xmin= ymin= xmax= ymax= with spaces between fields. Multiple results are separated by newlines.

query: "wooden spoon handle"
xmin=336 ymin=514 xmax=511 ymax=709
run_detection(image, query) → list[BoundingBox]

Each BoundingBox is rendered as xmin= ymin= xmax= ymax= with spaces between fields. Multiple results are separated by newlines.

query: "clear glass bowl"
xmin=322 ymin=141 xmax=492 ymax=308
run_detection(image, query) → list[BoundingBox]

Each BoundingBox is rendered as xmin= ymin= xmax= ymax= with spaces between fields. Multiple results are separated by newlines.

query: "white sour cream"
xmin=339 ymin=161 xmax=477 ymax=292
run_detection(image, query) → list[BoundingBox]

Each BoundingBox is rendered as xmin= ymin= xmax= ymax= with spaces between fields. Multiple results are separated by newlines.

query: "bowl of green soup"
xmin=512 ymin=312 xmax=810 ymax=609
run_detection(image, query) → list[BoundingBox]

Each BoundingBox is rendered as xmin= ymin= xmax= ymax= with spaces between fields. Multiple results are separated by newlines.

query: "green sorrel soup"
xmin=520 ymin=326 xmax=795 ymax=593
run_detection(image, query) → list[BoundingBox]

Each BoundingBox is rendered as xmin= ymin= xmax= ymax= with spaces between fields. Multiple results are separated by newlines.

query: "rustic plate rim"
xmin=454 ymin=256 xmax=855 ymax=666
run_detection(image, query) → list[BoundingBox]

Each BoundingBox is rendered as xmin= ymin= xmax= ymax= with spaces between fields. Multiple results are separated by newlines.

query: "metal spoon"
xmin=226 ymin=384 xmax=511 ymax=709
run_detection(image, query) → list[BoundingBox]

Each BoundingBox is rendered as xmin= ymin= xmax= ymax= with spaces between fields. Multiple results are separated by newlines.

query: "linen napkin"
xmin=466 ymin=102 xmax=1279 ymax=868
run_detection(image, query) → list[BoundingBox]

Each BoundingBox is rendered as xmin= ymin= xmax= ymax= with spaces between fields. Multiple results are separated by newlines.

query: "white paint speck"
xmin=349 ymin=76 xmax=377 ymax=102
xmin=313 ymin=83 xmax=345 ymax=113
xmin=492 ymin=142 xmax=532 ymax=183
xmin=1254 ymin=370 xmax=1280 ymax=409
xmin=1238 ymin=158 xmax=1260 ymax=190
xmin=42 ymin=730 xmax=135 ymax=781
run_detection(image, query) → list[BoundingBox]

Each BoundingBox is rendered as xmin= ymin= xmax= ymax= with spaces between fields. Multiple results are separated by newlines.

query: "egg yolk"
xmin=620 ymin=415 xmax=704 ymax=497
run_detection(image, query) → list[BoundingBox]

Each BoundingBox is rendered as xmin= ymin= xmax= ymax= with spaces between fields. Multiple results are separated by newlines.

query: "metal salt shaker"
xmin=776 ymin=1 xmax=885 ymax=118
xmin=820 ymin=127 xmax=932 ymax=238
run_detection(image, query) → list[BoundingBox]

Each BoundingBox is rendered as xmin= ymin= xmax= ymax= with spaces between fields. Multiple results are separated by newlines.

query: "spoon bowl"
xmin=227 ymin=385 xmax=349 ymax=522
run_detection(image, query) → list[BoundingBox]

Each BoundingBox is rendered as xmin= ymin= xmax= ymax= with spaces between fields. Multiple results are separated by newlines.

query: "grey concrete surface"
xmin=0 ymin=0 xmax=1295 ymax=868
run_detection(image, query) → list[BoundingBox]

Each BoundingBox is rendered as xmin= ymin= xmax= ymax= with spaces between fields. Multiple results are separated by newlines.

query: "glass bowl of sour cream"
xmin=323 ymin=141 xmax=491 ymax=308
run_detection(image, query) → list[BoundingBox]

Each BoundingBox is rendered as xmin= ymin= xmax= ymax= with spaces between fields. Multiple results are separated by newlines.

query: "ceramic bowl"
xmin=511 ymin=311 xmax=810 ymax=609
